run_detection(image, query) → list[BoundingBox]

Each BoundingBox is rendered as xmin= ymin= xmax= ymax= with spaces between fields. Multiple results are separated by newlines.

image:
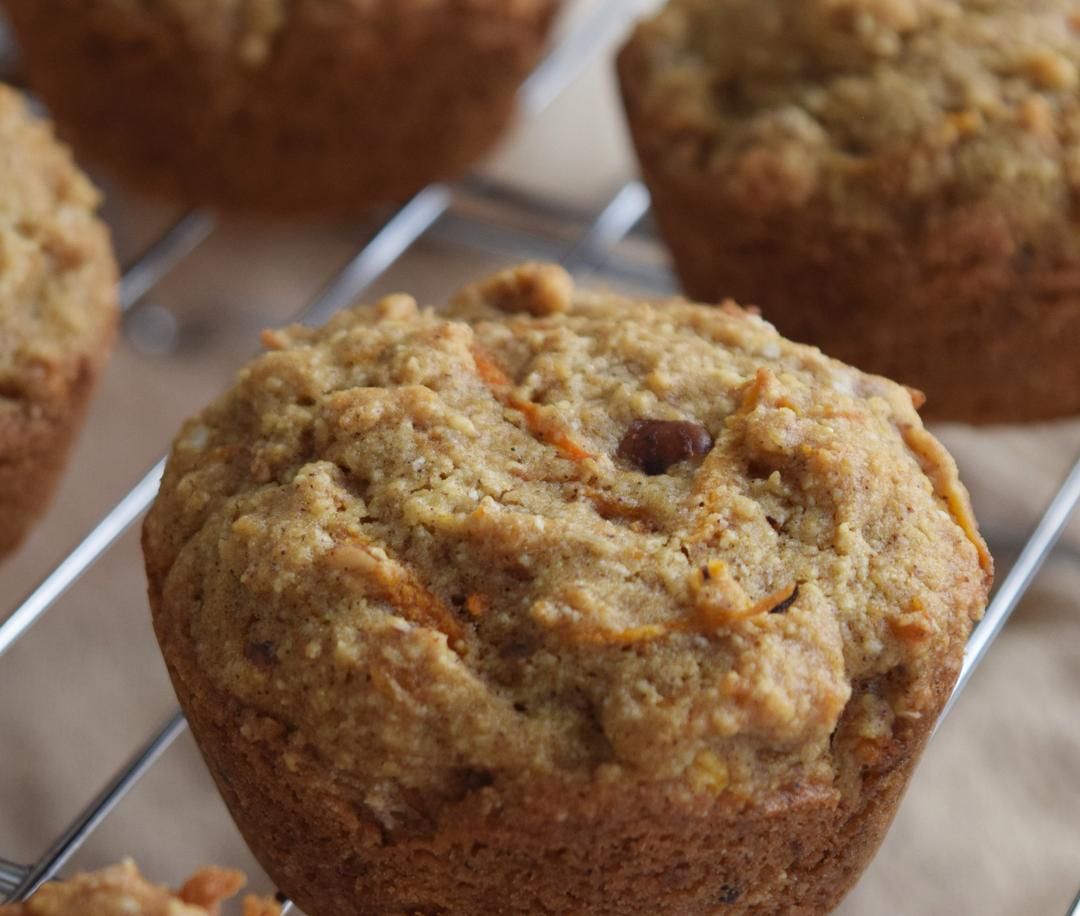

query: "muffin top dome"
xmin=621 ymin=0 xmax=1080 ymax=224
xmin=145 ymin=264 xmax=989 ymax=825
xmin=0 ymin=85 xmax=115 ymax=403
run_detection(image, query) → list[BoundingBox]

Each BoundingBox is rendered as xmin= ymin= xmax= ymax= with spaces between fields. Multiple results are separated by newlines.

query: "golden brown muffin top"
xmin=146 ymin=264 xmax=990 ymax=824
xmin=621 ymin=0 xmax=1080 ymax=224
xmin=0 ymin=860 xmax=279 ymax=916
xmin=0 ymin=85 xmax=117 ymax=401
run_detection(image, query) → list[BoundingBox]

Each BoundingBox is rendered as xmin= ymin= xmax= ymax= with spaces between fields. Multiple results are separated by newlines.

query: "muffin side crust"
xmin=3 ymin=0 xmax=559 ymax=216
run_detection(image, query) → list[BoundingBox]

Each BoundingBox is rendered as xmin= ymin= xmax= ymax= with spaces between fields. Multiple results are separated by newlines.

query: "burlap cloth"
xmin=0 ymin=4 xmax=1078 ymax=912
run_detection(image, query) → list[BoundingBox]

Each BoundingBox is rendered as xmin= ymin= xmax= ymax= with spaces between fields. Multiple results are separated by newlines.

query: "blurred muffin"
xmin=2 ymin=0 xmax=560 ymax=217
xmin=0 ymin=84 xmax=117 ymax=560
xmin=144 ymin=264 xmax=991 ymax=914
xmin=0 ymin=859 xmax=279 ymax=915
xmin=620 ymin=0 xmax=1080 ymax=422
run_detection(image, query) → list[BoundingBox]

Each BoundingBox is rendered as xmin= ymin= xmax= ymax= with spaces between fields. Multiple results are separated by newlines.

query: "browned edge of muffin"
xmin=0 ymin=339 xmax=113 ymax=558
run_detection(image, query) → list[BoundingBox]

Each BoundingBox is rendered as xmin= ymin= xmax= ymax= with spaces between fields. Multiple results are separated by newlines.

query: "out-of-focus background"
xmin=0 ymin=2 xmax=1078 ymax=913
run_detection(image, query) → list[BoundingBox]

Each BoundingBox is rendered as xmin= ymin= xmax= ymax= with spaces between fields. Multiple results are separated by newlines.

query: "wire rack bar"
xmin=939 ymin=452 xmax=1080 ymax=725
xmin=0 ymin=859 xmax=27 ymax=897
xmin=301 ymin=186 xmax=453 ymax=329
xmin=0 ymin=460 xmax=165 ymax=660
xmin=519 ymin=0 xmax=650 ymax=117
xmin=432 ymin=209 xmax=674 ymax=295
xmin=119 ymin=211 xmax=217 ymax=312
xmin=8 ymin=711 xmax=187 ymax=901
xmin=561 ymin=181 xmax=650 ymax=272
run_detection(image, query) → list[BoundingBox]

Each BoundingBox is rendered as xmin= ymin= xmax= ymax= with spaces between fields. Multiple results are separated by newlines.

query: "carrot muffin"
xmin=0 ymin=859 xmax=280 ymax=916
xmin=0 ymin=84 xmax=117 ymax=560
xmin=2 ymin=0 xmax=560 ymax=217
xmin=620 ymin=0 xmax=1080 ymax=423
xmin=144 ymin=264 xmax=991 ymax=914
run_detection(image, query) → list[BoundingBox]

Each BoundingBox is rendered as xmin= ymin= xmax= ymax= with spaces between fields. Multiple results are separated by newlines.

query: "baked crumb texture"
xmin=144 ymin=264 xmax=991 ymax=914
xmin=2 ymin=0 xmax=559 ymax=216
xmin=0 ymin=84 xmax=117 ymax=560
xmin=0 ymin=859 xmax=280 ymax=916
xmin=620 ymin=0 xmax=1080 ymax=423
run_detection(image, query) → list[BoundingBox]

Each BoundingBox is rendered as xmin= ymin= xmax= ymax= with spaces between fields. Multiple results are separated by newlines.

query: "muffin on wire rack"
xmin=620 ymin=0 xmax=1080 ymax=423
xmin=145 ymin=264 xmax=991 ymax=914
xmin=2 ymin=0 xmax=560 ymax=217
xmin=0 ymin=84 xmax=117 ymax=560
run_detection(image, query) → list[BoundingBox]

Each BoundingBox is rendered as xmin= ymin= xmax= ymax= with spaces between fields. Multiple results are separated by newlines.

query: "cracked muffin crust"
xmin=0 ymin=85 xmax=117 ymax=560
xmin=144 ymin=264 xmax=991 ymax=914
xmin=2 ymin=0 xmax=559 ymax=216
xmin=620 ymin=0 xmax=1080 ymax=422
xmin=0 ymin=859 xmax=280 ymax=916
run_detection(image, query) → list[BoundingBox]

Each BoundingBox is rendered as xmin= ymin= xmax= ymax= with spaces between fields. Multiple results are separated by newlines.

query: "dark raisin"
xmin=617 ymin=419 xmax=713 ymax=475
xmin=766 ymin=515 xmax=782 ymax=533
xmin=717 ymin=885 xmax=742 ymax=904
xmin=769 ymin=585 xmax=800 ymax=615
xmin=244 ymin=640 xmax=277 ymax=669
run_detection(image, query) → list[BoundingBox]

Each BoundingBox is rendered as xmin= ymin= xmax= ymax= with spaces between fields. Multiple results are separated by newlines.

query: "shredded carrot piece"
xmin=328 ymin=541 xmax=464 ymax=644
xmin=905 ymin=386 xmax=928 ymax=410
xmin=470 ymin=345 xmax=595 ymax=464
xmin=471 ymin=347 xmax=511 ymax=386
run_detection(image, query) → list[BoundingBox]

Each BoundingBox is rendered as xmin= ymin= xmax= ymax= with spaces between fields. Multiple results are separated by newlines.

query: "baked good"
xmin=2 ymin=0 xmax=560 ymax=217
xmin=0 ymin=84 xmax=117 ymax=560
xmin=0 ymin=859 xmax=280 ymax=916
xmin=144 ymin=264 xmax=991 ymax=914
xmin=619 ymin=0 xmax=1080 ymax=423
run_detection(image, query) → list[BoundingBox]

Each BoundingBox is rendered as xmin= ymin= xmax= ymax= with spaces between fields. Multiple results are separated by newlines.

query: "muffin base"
xmin=5 ymin=1 xmax=559 ymax=217
xmin=0 ymin=346 xmax=111 ymax=560
xmin=148 ymin=551 xmax=954 ymax=916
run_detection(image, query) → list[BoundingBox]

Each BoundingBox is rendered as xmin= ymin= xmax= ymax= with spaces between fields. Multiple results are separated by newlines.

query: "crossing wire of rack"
xmin=1 ymin=4 xmax=1079 ymax=914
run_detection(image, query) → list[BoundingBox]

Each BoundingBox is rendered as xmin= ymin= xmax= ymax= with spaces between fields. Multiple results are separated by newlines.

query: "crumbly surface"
xmin=0 ymin=84 xmax=117 ymax=558
xmin=0 ymin=85 xmax=115 ymax=400
xmin=0 ymin=860 xmax=280 ymax=916
xmin=3 ymin=0 xmax=559 ymax=214
xmin=623 ymin=0 xmax=1080 ymax=228
xmin=146 ymin=264 xmax=989 ymax=829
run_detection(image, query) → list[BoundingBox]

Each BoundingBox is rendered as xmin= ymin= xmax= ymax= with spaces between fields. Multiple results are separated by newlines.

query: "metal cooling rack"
xmin=1 ymin=3 xmax=1079 ymax=913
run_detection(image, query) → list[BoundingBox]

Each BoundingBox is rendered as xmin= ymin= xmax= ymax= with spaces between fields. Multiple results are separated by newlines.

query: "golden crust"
xmin=3 ymin=0 xmax=559 ymax=216
xmin=619 ymin=0 xmax=1080 ymax=422
xmin=0 ymin=859 xmax=279 ymax=916
xmin=145 ymin=264 xmax=990 ymax=913
xmin=0 ymin=84 xmax=117 ymax=559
